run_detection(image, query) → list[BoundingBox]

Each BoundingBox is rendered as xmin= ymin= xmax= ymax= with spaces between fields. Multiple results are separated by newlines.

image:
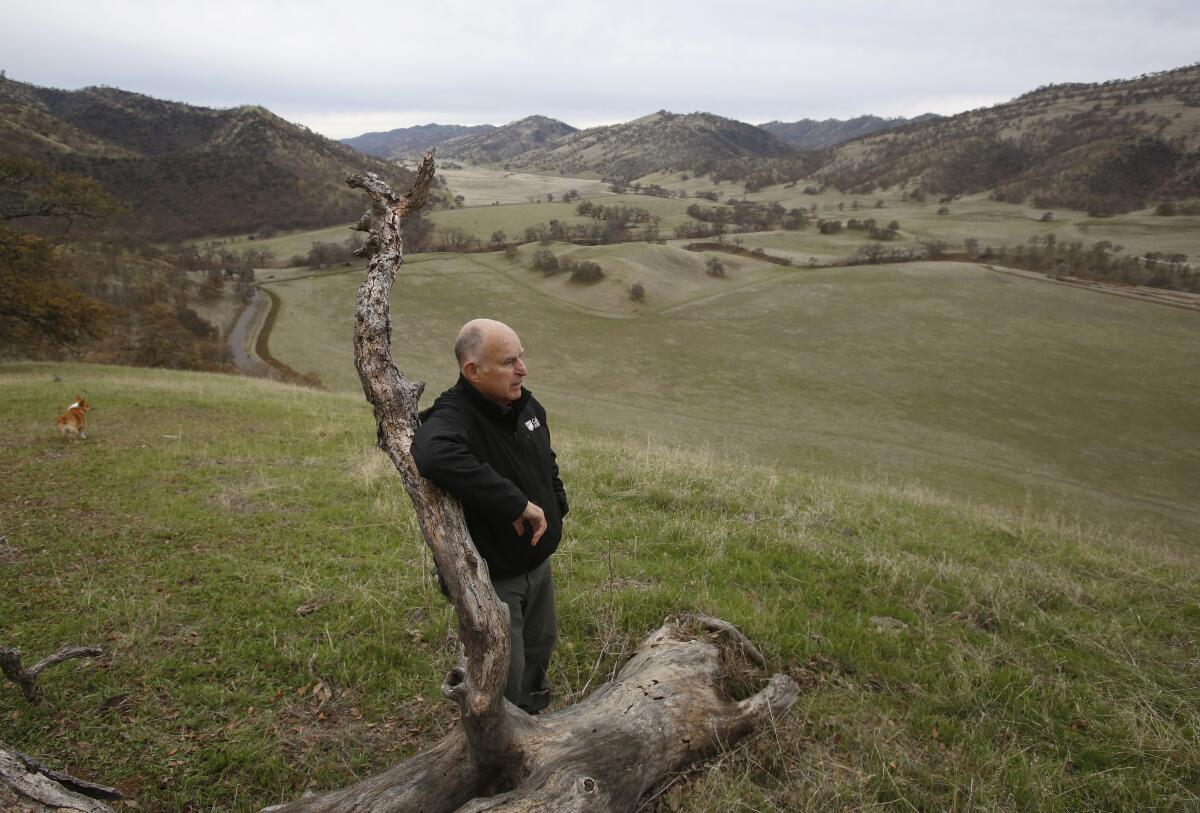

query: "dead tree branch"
xmin=0 ymin=644 xmax=102 ymax=703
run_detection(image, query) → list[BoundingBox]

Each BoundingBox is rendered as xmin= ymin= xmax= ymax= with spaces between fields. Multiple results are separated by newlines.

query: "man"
xmin=411 ymin=318 xmax=568 ymax=714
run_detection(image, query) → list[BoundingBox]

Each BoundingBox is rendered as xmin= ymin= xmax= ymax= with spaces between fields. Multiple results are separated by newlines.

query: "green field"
xmin=262 ymin=248 xmax=1200 ymax=549
xmin=436 ymin=164 xmax=612 ymax=205
xmin=635 ymin=169 xmax=1200 ymax=260
xmin=2 ymin=363 xmax=1197 ymax=811
xmin=427 ymin=193 xmax=705 ymax=244
xmin=221 ymin=169 xmax=1200 ymax=281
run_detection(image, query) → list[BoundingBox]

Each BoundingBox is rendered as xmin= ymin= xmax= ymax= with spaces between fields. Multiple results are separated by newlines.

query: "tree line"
xmin=1 ymin=156 xmax=242 ymax=370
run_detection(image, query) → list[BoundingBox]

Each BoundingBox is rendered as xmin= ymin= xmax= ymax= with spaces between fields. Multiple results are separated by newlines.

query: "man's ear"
xmin=462 ymin=361 xmax=479 ymax=382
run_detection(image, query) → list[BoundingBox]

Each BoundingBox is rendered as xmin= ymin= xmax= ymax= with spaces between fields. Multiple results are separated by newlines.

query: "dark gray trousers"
xmin=491 ymin=558 xmax=557 ymax=713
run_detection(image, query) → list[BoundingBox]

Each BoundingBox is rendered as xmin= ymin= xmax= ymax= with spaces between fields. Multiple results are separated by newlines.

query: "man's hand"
xmin=513 ymin=501 xmax=547 ymax=546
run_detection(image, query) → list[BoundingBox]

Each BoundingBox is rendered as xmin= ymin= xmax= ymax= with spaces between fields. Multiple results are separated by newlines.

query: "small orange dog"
xmin=55 ymin=394 xmax=92 ymax=441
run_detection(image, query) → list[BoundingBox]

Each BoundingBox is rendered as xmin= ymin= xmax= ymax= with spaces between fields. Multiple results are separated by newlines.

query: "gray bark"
xmin=0 ymin=746 xmax=119 ymax=813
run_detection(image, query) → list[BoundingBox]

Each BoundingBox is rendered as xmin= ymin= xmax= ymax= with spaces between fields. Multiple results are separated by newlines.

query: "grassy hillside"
xmin=1 ymin=362 xmax=1196 ymax=812
xmin=817 ymin=64 xmax=1200 ymax=213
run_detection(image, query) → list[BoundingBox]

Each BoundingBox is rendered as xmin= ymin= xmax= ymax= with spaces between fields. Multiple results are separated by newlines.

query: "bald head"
xmin=455 ymin=318 xmax=516 ymax=367
xmin=456 ymin=319 xmax=528 ymax=405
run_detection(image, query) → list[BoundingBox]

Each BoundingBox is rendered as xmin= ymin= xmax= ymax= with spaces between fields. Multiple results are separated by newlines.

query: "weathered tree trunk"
xmin=260 ymin=150 xmax=799 ymax=812
xmin=0 ymin=745 xmax=119 ymax=813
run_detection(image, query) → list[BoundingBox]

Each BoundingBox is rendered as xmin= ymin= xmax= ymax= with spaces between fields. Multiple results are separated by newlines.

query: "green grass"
xmin=1 ymin=362 xmax=1196 ymax=811
xmin=261 ymin=252 xmax=1200 ymax=549
xmin=427 ymin=193 xmax=703 ymax=245
xmin=437 ymin=164 xmax=611 ymax=206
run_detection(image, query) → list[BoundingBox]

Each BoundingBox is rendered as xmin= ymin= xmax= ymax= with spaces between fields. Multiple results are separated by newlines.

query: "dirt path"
xmin=981 ymin=264 xmax=1200 ymax=311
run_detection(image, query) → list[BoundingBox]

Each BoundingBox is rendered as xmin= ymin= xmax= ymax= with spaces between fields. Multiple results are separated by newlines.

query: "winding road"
xmin=228 ymin=289 xmax=267 ymax=372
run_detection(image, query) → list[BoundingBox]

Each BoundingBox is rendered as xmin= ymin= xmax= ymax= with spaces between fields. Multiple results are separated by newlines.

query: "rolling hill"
xmin=341 ymin=122 xmax=496 ymax=160
xmin=816 ymin=63 xmax=1200 ymax=213
xmin=758 ymin=113 xmax=942 ymax=149
xmin=480 ymin=110 xmax=798 ymax=179
xmin=437 ymin=114 xmax=578 ymax=165
xmin=0 ymin=77 xmax=423 ymax=240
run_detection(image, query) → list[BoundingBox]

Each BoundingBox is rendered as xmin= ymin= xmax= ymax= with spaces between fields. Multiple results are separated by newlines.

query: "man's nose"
xmin=515 ymin=359 xmax=528 ymax=375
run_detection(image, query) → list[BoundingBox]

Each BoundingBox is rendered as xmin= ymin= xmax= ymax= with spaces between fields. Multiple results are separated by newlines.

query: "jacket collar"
xmin=454 ymin=373 xmax=531 ymax=418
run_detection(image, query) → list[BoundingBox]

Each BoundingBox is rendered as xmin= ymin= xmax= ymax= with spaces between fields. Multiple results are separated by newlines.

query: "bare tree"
xmin=260 ymin=150 xmax=798 ymax=812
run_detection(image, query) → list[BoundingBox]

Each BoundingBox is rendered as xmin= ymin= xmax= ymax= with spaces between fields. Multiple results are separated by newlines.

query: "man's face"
xmin=470 ymin=327 xmax=527 ymax=405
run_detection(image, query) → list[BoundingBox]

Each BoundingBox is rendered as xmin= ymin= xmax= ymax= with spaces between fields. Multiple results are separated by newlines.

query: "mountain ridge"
xmin=758 ymin=113 xmax=943 ymax=150
xmin=0 ymin=77 xmax=422 ymax=240
xmin=816 ymin=63 xmax=1200 ymax=213
xmin=341 ymin=122 xmax=496 ymax=160
xmin=454 ymin=110 xmax=797 ymax=179
xmin=437 ymin=115 xmax=579 ymax=165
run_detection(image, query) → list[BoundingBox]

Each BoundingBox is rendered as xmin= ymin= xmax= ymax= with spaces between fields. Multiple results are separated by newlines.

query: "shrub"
xmin=570 ymin=260 xmax=604 ymax=283
xmin=530 ymin=249 xmax=558 ymax=273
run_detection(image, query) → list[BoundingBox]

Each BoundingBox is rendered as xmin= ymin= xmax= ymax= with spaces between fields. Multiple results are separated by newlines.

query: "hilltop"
xmin=438 ymin=114 xmax=578 ymax=165
xmin=817 ymin=63 xmax=1200 ymax=214
xmin=341 ymin=122 xmax=496 ymax=160
xmin=759 ymin=113 xmax=942 ymax=149
xmin=487 ymin=110 xmax=797 ymax=179
xmin=0 ymin=77 xmax=422 ymax=240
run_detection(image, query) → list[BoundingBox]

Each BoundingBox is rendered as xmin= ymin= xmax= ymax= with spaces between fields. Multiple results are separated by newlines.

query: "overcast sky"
xmin=3 ymin=0 xmax=1198 ymax=139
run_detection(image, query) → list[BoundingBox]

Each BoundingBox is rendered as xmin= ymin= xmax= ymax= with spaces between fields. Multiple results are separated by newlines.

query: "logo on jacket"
xmin=524 ymin=417 xmax=542 ymax=431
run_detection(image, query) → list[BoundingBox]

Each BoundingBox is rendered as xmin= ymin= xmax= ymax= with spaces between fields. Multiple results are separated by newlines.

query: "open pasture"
xmin=186 ymin=223 xmax=359 ymax=264
xmin=1 ymin=363 xmax=1197 ymax=811
xmin=638 ymin=168 xmax=1200 ymax=260
xmin=261 ymin=249 xmax=1200 ymax=547
xmin=218 ymin=180 xmax=1199 ymax=282
xmin=435 ymin=163 xmax=612 ymax=205
xmin=426 ymin=192 xmax=706 ymax=244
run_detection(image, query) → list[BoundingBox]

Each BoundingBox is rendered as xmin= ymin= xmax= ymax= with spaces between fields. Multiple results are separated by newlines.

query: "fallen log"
xmin=0 ymin=745 xmax=119 ymax=813
xmin=259 ymin=150 xmax=799 ymax=812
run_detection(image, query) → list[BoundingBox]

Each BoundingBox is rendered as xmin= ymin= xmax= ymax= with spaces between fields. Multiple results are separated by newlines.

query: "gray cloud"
xmin=2 ymin=0 xmax=1197 ymax=137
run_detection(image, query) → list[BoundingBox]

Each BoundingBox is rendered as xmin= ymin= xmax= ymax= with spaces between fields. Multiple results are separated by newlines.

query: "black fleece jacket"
xmin=411 ymin=375 xmax=568 ymax=580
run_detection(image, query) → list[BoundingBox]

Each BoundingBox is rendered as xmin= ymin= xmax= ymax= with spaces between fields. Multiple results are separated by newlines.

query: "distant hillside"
xmin=759 ymin=114 xmax=942 ymax=149
xmin=0 ymin=77 xmax=422 ymax=240
xmin=342 ymin=123 xmax=495 ymax=160
xmin=488 ymin=110 xmax=796 ymax=179
xmin=439 ymin=115 xmax=578 ymax=165
xmin=816 ymin=64 xmax=1200 ymax=214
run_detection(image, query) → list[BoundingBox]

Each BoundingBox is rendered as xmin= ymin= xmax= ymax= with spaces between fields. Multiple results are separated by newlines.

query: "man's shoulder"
xmin=418 ymin=385 xmax=470 ymax=426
